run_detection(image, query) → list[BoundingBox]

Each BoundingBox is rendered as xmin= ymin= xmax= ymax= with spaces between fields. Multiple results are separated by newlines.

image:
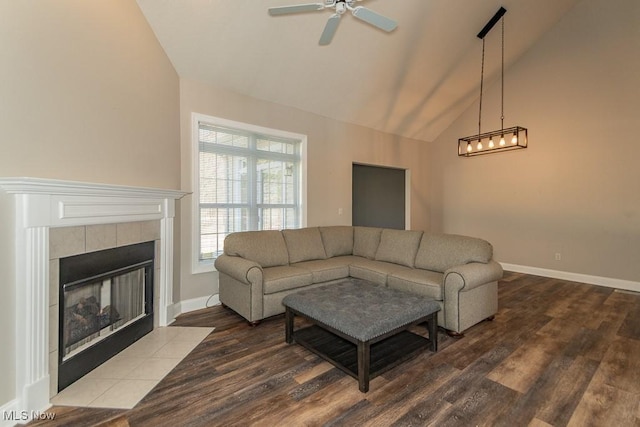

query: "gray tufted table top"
xmin=282 ymin=278 xmax=440 ymax=342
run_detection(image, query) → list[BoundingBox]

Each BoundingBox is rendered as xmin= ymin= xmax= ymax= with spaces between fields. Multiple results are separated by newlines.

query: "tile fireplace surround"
xmin=0 ymin=178 xmax=187 ymax=417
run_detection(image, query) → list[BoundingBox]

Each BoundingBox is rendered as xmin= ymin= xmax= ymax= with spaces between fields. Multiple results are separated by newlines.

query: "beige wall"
xmin=430 ymin=0 xmax=640 ymax=282
xmin=0 ymin=0 xmax=179 ymax=411
xmin=0 ymin=1 xmax=180 ymax=189
xmin=178 ymin=78 xmax=431 ymax=299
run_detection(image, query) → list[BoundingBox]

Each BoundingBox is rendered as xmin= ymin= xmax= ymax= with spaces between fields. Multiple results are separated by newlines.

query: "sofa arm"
xmin=443 ymin=260 xmax=503 ymax=293
xmin=441 ymin=260 xmax=502 ymax=333
xmin=214 ymin=254 xmax=262 ymax=285
xmin=215 ymin=255 xmax=265 ymax=323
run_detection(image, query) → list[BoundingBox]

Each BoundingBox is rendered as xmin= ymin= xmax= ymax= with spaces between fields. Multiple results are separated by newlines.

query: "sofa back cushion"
xmin=352 ymin=227 xmax=383 ymax=260
xmin=224 ymin=230 xmax=289 ymax=267
xmin=319 ymin=226 xmax=354 ymax=257
xmin=375 ymin=229 xmax=423 ymax=267
xmin=415 ymin=232 xmax=493 ymax=273
xmin=282 ymin=227 xmax=327 ymax=264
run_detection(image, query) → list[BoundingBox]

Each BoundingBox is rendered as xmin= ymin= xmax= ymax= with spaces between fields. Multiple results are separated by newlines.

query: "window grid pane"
xmin=200 ymin=127 xmax=248 ymax=148
xmin=200 ymin=207 xmax=248 ymax=260
xmin=256 ymin=137 xmax=295 ymax=154
xmin=199 ymin=152 xmax=248 ymax=204
xmin=259 ymin=207 xmax=297 ymax=231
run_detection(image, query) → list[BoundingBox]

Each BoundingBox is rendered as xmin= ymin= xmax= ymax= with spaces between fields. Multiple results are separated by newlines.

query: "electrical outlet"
xmin=555 ymin=253 xmax=561 ymax=261
xmin=338 ymin=208 xmax=343 ymax=215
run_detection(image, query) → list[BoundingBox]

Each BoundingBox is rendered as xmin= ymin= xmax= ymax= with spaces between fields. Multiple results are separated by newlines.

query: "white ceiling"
xmin=137 ymin=0 xmax=580 ymax=142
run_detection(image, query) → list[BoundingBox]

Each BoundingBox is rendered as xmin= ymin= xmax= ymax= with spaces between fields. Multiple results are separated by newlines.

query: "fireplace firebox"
xmin=58 ymin=241 xmax=155 ymax=391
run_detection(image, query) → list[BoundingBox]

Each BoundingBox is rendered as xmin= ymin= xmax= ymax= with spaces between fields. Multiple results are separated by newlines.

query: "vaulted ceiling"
xmin=137 ymin=0 xmax=580 ymax=142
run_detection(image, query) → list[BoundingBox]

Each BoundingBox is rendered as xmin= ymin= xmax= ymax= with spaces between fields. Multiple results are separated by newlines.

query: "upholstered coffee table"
xmin=282 ymin=278 xmax=440 ymax=392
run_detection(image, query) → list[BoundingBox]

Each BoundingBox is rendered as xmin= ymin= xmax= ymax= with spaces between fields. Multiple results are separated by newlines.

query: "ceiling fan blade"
xmin=319 ymin=14 xmax=341 ymax=45
xmin=268 ymin=3 xmax=325 ymax=16
xmin=351 ymin=6 xmax=397 ymax=32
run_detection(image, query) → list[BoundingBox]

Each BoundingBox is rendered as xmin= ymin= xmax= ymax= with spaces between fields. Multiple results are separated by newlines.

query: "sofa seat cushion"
xmin=349 ymin=258 xmax=407 ymax=286
xmin=263 ymin=266 xmax=313 ymax=295
xmin=292 ymin=258 xmax=351 ymax=283
xmin=387 ymin=269 xmax=444 ymax=300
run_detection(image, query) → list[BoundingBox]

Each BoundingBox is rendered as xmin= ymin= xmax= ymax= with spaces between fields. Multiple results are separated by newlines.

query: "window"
xmin=192 ymin=114 xmax=306 ymax=272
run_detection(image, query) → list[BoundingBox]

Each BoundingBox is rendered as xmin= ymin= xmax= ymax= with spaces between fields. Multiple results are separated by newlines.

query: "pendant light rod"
xmin=477 ymin=6 xmax=506 ymax=39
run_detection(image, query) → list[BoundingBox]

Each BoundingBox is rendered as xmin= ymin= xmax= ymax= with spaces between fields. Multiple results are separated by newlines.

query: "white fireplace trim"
xmin=0 ymin=177 xmax=187 ymax=415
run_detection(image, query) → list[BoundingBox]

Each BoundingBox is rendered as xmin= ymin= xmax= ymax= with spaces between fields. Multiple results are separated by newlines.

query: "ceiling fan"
xmin=268 ymin=0 xmax=397 ymax=45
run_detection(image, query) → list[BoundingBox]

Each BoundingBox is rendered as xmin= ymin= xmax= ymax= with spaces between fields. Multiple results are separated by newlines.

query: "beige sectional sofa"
xmin=214 ymin=226 xmax=503 ymax=335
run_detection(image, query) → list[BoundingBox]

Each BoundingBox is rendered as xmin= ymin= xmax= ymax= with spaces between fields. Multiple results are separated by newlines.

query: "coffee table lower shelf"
xmin=292 ymin=324 xmax=432 ymax=390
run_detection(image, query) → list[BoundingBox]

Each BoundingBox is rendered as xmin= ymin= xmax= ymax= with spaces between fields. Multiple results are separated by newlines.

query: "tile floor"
xmin=51 ymin=326 xmax=214 ymax=409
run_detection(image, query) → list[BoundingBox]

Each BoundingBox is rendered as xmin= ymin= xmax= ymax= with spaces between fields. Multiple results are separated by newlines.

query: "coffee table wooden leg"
xmin=285 ymin=307 xmax=294 ymax=344
xmin=357 ymin=340 xmax=370 ymax=392
xmin=428 ymin=313 xmax=438 ymax=352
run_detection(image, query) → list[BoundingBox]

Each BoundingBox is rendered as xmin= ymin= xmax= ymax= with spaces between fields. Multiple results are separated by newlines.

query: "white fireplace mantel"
xmin=0 ymin=177 xmax=187 ymax=415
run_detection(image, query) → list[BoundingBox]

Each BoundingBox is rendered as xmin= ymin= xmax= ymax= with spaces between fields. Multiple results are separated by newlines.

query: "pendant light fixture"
xmin=458 ymin=7 xmax=528 ymax=157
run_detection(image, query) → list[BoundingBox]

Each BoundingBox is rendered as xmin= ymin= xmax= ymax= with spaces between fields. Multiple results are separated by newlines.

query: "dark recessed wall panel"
xmin=352 ymin=164 xmax=405 ymax=230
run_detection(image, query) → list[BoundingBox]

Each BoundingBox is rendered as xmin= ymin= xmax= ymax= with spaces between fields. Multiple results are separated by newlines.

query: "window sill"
xmin=192 ymin=261 xmax=216 ymax=275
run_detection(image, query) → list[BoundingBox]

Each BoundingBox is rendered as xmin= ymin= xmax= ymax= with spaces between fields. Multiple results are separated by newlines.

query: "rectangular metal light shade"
xmin=458 ymin=126 xmax=528 ymax=157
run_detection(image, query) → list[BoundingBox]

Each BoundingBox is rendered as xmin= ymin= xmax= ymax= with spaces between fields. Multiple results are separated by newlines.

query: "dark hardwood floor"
xmin=28 ymin=272 xmax=640 ymax=426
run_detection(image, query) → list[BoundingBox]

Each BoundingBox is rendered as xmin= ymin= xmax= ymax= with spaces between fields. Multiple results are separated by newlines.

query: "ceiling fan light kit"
xmin=458 ymin=7 xmax=528 ymax=157
xmin=268 ymin=0 xmax=397 ymax=46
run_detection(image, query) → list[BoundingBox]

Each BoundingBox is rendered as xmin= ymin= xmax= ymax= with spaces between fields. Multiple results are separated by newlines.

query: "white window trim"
xmin=191 ymin=113 xmax=307 ymax=274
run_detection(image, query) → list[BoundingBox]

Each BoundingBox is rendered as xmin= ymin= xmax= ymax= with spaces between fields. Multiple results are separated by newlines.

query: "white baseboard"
xmin=167 ymin=294 xmax=220 ymax=323
xmin=1 ymin=384 xmax=54 ymax=427
xmin=501 ymin=263 xmax=640 ymax=293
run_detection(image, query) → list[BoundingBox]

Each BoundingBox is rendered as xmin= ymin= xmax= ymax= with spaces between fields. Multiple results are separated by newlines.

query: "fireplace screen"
xmin=62 ymin=266 xmax=146 ymax=360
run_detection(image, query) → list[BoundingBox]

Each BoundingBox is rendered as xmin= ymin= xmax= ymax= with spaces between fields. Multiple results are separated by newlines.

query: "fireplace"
xmin=0 ymin=177 xmax=186 ymax=414
xmin=58 ymin=241 xmax=155 ymax=391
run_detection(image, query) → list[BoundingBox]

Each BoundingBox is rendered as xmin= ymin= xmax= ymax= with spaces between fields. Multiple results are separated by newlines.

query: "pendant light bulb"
xmin=477 ymin=141 xmax=483 ymax=150
xmin=511 ymin=132 xmax=518 ymax=144
xmin=467 ymin=142 xmax=472 ymax=153
xmin=488 ymin=138 xmax=495 ymax=148
xmin=499 ymin=135 xmax=506 ymax=146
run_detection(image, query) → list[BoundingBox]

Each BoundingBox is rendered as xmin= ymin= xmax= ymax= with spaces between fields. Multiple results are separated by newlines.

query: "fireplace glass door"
xmin=62 ymin=266 xmax=147 ymax=360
